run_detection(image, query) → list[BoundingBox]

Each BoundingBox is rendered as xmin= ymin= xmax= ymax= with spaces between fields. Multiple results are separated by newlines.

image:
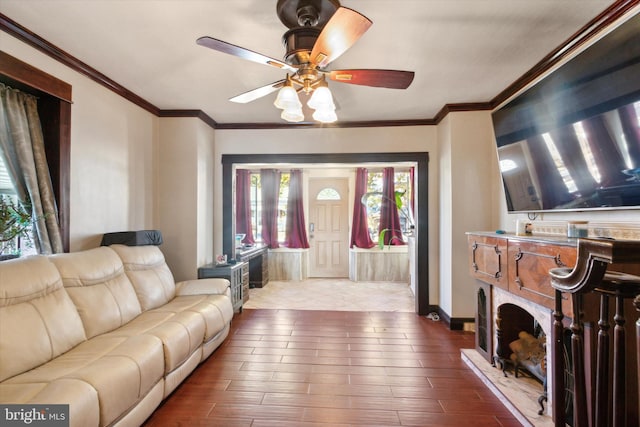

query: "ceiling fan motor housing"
xmin=282 ymin=27 xmax=321 ymax=65
xmin=276 ymin=0 xmax=340 ymax=29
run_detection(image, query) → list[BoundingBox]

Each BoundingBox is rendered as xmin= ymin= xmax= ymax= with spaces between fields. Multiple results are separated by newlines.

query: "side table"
xmin=198 ymin=261 xmax=248 ymax=313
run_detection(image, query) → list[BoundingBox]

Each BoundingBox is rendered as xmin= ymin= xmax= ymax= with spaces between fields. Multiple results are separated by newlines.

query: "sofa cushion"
xmin=105 ymin=309 xmax=206 ymax=375
xmin=110 ymin=244 xmax=177 ymax=311
xmin=151 ymin=294 xmax=231 ymax=335
xmin=4 ymin=334 xmax=164 ymax=426
xmin=50 ymin=247 xmax=142 ymax=338
xmin=0 ymin=379 xmax=100 ymax=427
xmin=0 ymin=256 xmax=86 ymax=382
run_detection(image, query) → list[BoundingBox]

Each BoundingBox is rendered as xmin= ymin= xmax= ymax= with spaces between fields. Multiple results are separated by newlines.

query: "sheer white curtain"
xmin=0 ymin=83 xmax=63 ymax=254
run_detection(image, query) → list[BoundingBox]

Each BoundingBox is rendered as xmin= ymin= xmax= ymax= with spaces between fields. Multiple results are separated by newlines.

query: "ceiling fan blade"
xmin=196 ymin=36 xmax=296 ymax=72
xmin=229 ymin=80 xmax=286 ymax=104
xmin=328 ymin=69 xmax=415 ymax=89
xmin=310 ymin=7 xmax=372 ymax=68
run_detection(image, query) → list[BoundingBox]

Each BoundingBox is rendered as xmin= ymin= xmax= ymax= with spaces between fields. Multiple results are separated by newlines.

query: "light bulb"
xmin=274 ymin=85 xmax=301 ymax=110
xmin=281 ymin=108 xmax=305 ymax=122
xmin=312 ymin=107 xmax=337 ymax=123
xmin=307 ymin=86 xmax=334 ymax=110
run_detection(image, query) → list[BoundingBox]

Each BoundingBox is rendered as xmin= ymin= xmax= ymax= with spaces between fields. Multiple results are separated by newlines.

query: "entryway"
xmin=243 ymin=278 xmax=414 ymax=312
xmin=308 ymin=177 xmax=349 ymax=278
xmin=222 ymin=152 xmax=430 ymax=315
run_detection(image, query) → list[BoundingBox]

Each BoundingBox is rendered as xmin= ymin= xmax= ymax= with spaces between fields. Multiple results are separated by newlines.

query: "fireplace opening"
xmin=494 ymin=303 xmax=545 ymax=372
xmin=494 ymin=303 xmax=548 ymax=413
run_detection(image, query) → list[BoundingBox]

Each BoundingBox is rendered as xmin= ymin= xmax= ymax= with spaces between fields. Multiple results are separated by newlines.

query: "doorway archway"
xmin=222 ymin=152 xmax=430 ymax=314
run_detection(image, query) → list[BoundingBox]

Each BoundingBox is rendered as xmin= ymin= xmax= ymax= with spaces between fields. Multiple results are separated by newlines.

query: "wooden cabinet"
xmin=237 ymin=245 xmax=269 ymax=288
xmin=469 ymin=235 xmax=508 ymax=289
xmin=468 ymin=234 xmax=576 ymax=313
xmin=198 ymin=261 xmax=248 ymax=312
xmin=507 ymin=239 xmax=576 ymax=316
xmin=467 ymin=233 xmax=576 ymax=420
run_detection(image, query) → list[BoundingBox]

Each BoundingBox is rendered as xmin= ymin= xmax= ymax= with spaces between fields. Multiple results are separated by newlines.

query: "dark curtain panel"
xmin=379 ymin=167 xmax=405 ymax=245
xmin=619 ymin=104 xmax=640 ymax=168
xmin=235 ymin=169 xmax=255 ymax=244
xmin=350 ymin=168 xmax=375 ymax=248
xmin=581 ymin=116 xmax=628 ymax=187
xmin=260 ymin=169 xmax=280 ymax=249
xmin=283 ymin=169 xmax=310 ymax=248
xmin=0 ymin=83 xmax=63 ymax=254
xmin=526 ymin=136 xmax=573 ymax=209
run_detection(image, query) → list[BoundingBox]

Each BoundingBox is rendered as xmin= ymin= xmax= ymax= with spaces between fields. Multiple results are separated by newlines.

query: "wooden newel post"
xmin=636 ymin=294 xmax=640 ymax=422
xmin=549 ymin=238 xmax=640 ymax=427
xmin=552 ymin=289 xmax=566 ymax=427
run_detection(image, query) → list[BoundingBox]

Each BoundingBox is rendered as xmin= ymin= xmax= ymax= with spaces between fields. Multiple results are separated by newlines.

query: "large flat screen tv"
xmin=492 ymin=12 xmax=640 ymax=212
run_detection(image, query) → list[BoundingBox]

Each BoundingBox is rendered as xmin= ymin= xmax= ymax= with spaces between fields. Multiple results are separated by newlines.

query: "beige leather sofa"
xmin=0 ymin=244 xmax=234 ymax=427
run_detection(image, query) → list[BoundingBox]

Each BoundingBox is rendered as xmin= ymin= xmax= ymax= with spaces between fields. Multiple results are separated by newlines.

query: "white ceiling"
xmin=1 ymin=0 xmax=617 ymax=125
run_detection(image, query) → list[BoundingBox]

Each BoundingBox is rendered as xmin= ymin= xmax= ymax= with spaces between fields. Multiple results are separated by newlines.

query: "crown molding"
xmin=0 ymin=13 xmax=160 ymax=115
xmin=2 ymin=1 xmax=635 ymax=130
xmin=158 ymin=109 xmax=218 ymax=129
xmin=490 ymin=0 xmax=639 ymax=109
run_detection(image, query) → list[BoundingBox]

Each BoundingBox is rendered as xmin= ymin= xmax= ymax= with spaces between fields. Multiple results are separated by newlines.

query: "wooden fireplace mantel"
xmin=467 ymin=232 xmax=640 ymax=425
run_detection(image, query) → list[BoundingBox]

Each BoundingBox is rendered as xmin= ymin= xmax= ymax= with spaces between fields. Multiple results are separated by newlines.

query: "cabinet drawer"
xmin=468 ymin=235 xmax=508 ymax=289
xmin=507 ymin=240 xmax=576 ymax=311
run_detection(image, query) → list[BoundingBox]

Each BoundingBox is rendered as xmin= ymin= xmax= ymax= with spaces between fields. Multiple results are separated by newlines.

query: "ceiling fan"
xmin=196 ymin=0 xmax=415 ymax=123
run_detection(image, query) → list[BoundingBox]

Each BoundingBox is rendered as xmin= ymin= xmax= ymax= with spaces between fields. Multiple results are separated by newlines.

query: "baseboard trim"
xmin=426 ymin=305 xmax=474 ymax=331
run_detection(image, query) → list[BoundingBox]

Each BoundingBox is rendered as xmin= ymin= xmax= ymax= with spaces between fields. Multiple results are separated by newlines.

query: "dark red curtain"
xmin=235 ymin=169 xmax=255 ymax=244
xmin=379 ymin=167 xmax=405 ymax=245
xmin=283 ymin=170 xmax=310 ymax=248
xmin=260 ymin=169 xmax=281 ymax=249
xmin=350 ymin=168 xmax=375 ymax=248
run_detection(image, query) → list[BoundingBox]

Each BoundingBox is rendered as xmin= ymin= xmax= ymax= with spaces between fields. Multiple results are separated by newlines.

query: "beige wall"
xmin=439 ymin=111 xmax=498 ymax=317
xmin=215 ymin=127 xmax=443 ymax=306
xmin=1 ymin=32 xmax=217 ymax=281
xmin=5 ymin=16 xmax=638 ymax=320
xmin=1 ymin=33 xmax=160 ymax=251
xmin=157 ymin=118 xmax=215 ymax=281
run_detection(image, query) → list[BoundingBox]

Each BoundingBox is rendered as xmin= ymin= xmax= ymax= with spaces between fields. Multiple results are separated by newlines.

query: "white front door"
xmin=308 ymin=178 xmax=349 ymax=278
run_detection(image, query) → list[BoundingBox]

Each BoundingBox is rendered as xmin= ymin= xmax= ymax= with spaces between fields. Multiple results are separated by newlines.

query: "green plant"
xmin=362 ymin=190 xmax=415 ymax=249
xmin=0 ymin=195 xmax=33 ymax=255
xmin=378 ymin=228 xmax=405 ymax=249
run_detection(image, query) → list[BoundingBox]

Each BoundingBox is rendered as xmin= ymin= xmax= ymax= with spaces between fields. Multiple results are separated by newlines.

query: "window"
xmin=247 ymin=168 xmax=412 ymax=246
xmin=248 ymin=171 xmax=290 ymax=244
xmin=0 ymin=155 xmax=36 ymax=257
xmin=364 ymin=169 xmax=412 ymax=243
xmin=317 ymin=188 xmax=341 ymax=200
xmin=1 ymin=52 xmax=71 ymax=252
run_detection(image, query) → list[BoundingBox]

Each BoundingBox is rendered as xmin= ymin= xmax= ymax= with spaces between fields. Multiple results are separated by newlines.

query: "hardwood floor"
xmin=144 ymin=309 xmax=521 ymax=426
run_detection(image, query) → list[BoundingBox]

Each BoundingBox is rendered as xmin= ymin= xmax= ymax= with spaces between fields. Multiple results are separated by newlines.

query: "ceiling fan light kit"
xmin=273 ymin=77 xmax=301 ymax=110
xmin=196 ymin=0 xmax=415 ymax=124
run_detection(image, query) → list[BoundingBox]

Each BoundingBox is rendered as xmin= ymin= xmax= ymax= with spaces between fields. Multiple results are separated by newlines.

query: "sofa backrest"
xmin=0 ymin=256 xmax=87 ymax=382
xmin=50 ymin=246 xmax=142 ymax=339
xmin=109 ymin=244 xmax=177 ymax=311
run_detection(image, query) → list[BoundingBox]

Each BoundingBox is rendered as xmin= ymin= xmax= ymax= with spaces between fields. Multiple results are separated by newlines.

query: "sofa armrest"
xmin=175 ymin=278 xmax=230 ymax=296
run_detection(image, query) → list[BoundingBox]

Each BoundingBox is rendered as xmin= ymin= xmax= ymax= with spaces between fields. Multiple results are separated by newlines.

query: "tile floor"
xmin=242 ymin=279 xmax=416 ymax=312
xmin=144 ymin=309 xmax=521 ymax=426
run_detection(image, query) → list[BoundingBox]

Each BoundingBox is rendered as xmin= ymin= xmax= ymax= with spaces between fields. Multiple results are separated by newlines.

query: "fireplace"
xmin=493 ymin=287 xmax=553 ymax=416
xmin=467 ymin=227 xmax=640 ymax=426
xmin=466 ymin=231 xmax=577 ymax=425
